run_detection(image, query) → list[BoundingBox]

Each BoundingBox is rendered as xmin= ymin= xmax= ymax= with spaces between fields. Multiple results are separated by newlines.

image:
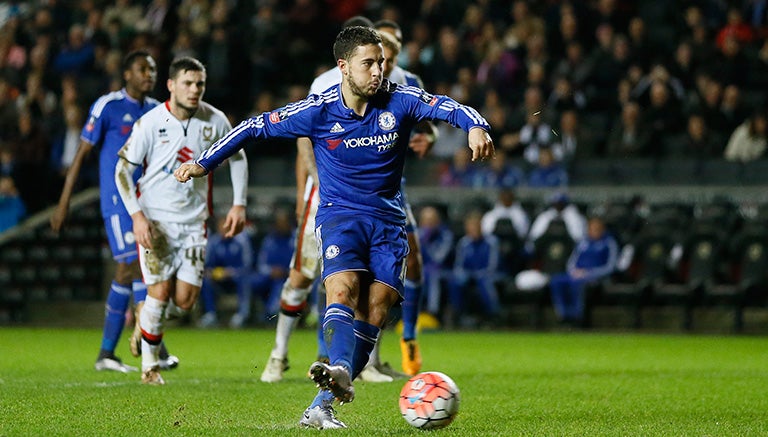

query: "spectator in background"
xmin=475 ymin=40 xmax=520 ymax=100
xmin=528 ymin=147 xmax=568 ymax=188
xmin=527 ymin=192 xmax=587 ymax=249
xmin=481 ymin=188 xmax=529 ymax=241
xmin=418 ymin=205 xmax=454 ymax=322
xmin=0 ymin=175 xmax=25 ymax=233
xmin=551 ymin=41 xmax=591 ymax=90
xmin=716 ymin=8 xmax=753 ymax=50
xmin=665 ymin=113 xmax=721 ymax=159
xmin=690 ymin=76 xmax=729 ymax=141
xmin=447 ymin=211 xmax=501 ymax=327
xmin=549 ymin=215 xmax=618 ymax=325
xmin=642 ymin=82 xmax=683 ymax=157
xmin=720 ymin=84 xmax=747 ymax=135
xmin=198 ymin=216 xmax=255 ymax=329
xmin=724 ymin=111 xmax=768 ymax=162
xmin=50 ymin=103 xmax=97 ymax=187
xmin=713 ymin=33 xmax=750 ymax=86
xmin=546 ymin=76 xmax=587 ymax=126
xmin=0 ymin=76 xmax=19 ymax=141
xmin=477 ymin=151 xmax=524 ymax=188
xmin=519 ymin=112 xmax=554 ymax=165
xmin=0 ymin=145 xmax=17 ymax=180
xmin=234 ymin=209 xmax=294 ymax=328
xmin=553 ymin=109 xmax=591 ymax=162
xmin=626 ymin=16 xmax=654 ymax=71
xmin=440 ymin=147 xmax=482 ymax=187
xmin=53 ymin=24 xmax=95 ymax=77
xmin=9 ymin=110 xmax=51 ymax=213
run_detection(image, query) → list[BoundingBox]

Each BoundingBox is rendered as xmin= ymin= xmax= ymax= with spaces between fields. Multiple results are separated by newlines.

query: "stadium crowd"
xmin=1 ymin=1 xmax=768 ymax=221
xmin=1 ymin=1 xmax=768 ymax=329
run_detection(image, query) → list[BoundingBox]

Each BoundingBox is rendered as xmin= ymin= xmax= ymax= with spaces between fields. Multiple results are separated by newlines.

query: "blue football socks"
xmin=323 ymin=303 xmax=355 ymax=373
xmin=99 ymin=281 xmax=131 ymax=355
xmin=402 ymin=279 xmax=422 ymax=341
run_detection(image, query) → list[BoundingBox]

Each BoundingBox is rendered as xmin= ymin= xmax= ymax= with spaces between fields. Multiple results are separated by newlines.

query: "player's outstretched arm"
xmin=174 ymin=162 xmax=207 ymax=182
xmin=50 ymin=140 xmax=94 ymax=232
xmin=468 ymin=127 xmax=495 ymax=161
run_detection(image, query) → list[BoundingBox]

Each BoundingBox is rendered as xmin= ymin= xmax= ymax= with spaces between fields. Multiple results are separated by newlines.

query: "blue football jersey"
xmin=81 ymin=89 xmax=160 ymax=217
xmin=198 ymin=79 xmax=490 ymax=224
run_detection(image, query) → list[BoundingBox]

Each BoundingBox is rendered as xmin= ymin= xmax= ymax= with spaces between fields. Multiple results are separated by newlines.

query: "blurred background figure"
xmin=447 ymin=211 xmax=502 ymax=328
xmin=198 ymin=216 xmax=255 ymax=329
xmin=0 ymin=175 xmax=25 ymax=233
xmin=235 ymin=208 xmax=294 ymax=328
xmin=549 ymin=215 xmax=618 ymax=325
xmin=417 ymin=205 xmax=454 ymax=324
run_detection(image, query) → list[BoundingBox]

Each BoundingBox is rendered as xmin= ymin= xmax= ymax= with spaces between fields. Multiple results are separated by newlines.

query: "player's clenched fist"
xmin=174 ymin=162 xmax=207 ymax=182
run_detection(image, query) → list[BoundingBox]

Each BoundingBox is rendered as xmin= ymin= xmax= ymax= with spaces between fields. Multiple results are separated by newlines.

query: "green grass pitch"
xmin=1 ymin=327 xmax=767 ymax=436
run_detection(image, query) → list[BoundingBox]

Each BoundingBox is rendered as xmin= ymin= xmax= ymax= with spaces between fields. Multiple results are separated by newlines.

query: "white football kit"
xmin=117 ymin=101 xmax=248 ymax=286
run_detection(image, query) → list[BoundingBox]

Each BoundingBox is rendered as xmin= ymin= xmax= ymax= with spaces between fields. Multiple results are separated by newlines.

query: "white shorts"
xmin=290 ymin=176 xmax=321 ymax=280
xmin=138 ymin=221 xmax=207 ymax=287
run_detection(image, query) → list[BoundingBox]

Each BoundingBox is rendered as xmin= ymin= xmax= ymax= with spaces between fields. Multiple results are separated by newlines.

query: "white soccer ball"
xmin=399 ymin=371 xmax=460 ymax=429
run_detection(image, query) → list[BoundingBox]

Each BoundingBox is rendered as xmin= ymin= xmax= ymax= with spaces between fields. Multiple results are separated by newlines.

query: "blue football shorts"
xmin=104 ymin=212 xmax=139 ymax=264
xmin=315 ymin=213 xmax=409 ymax=295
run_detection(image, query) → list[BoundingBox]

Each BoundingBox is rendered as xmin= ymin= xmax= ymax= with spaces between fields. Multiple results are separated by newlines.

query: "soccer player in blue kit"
xmin=175 ymin=26 xmax=494 ymax=428
xmin=51 ymin=50 xmax=177 ymax=372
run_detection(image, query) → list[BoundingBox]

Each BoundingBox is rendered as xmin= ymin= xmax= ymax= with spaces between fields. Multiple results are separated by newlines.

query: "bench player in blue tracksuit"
xmin=175 ymin=26 xmax=494 ymax=429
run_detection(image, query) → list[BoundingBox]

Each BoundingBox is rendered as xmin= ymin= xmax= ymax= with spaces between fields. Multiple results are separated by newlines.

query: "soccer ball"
xmin=399 ymin=371 xmax=460 ymax=429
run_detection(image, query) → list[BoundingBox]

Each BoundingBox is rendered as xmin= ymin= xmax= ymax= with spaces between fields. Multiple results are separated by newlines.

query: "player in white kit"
xmin=114 ymin=57 xmax=249 ymax=384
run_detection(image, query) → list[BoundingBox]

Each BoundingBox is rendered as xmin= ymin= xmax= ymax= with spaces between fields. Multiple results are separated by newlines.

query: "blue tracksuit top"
xmin=567 ymin=233 xmax=619 ymax=281
xmin=196 ymin=79 xmax=490 ymax=225
xmin=454 ymin=234 xmax=500 ymax=275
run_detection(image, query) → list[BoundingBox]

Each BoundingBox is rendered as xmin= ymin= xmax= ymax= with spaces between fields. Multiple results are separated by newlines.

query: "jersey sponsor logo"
xmin=121 ymin=125 xmax=132 ymax=135
xmin=269 ymin=109 xmax=288 ymax=124
xmin=378 ymin=111 xmax=396 ymax=131
xmin=122 ymin=113 xmax=134 ymax=122
xmin=330 ymin=122 xmax=345 ymax=133
xmin=162 ymin=146 xmax=194 ymax=174
xmin=326 ymin=139 xmax=342 ymax=150
xmin=325 ymin=244 xmax=340 ymax=259
xmin=419 ymin=91 xmax=437 ymax=106
xmin=177 ymin=146 xmax=194 ymax=163
xmin=343 ymin=132 xmax=400 ymax=152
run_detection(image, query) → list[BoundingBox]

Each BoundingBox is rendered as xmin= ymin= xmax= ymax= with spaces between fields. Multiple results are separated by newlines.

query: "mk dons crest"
xmin=202 ymin=126 xmax=213 ymax=141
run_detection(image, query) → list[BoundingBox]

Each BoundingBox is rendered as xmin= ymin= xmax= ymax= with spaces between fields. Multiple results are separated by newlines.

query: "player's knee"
xmin=114 ymin=262 xmax=135 ymax=285
xmin=288 ymin=269 xmax=312 ymax=289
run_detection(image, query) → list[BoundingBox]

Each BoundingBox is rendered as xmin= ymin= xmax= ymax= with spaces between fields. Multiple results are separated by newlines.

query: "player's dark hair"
xmin=122 ymin=50 xmax=152 ymax=73
xmin=169 ymin=56 xmax=206 ymax=79
xmin=374 ymin=19 xmax=402 ymax=39
xmin=343 ymin=15 xmax=374 ymax=29
xmin=333 ymin=26 xmax=382 ymax=61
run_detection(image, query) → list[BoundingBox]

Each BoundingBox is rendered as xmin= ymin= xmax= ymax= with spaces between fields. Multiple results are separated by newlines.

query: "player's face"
xmin=125 ymin=56 xmax=157 ymax=96
xmin=342 ymin=43 xmax=384 ymax=99
xmin=168 ymin=69 xmax=206 ymax=112
xmin=382 ymin=44 xmax=397 ymax=79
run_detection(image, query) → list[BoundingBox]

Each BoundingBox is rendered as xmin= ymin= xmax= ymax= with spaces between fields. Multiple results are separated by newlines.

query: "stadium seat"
xmin=652 ymin=220 xmax=726 ymax=330
xmin=589 ymin=221 xmax=677 ymax=329
xmin=704 ymin=223 xmax=768 ymax=331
